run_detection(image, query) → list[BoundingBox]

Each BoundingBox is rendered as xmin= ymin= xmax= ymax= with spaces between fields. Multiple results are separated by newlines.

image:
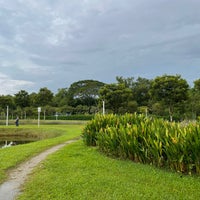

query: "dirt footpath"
xmin=0 ymin=138 xmax=79 ymax=200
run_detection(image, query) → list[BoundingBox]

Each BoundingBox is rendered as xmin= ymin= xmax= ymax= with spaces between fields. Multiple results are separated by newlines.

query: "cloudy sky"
xmin=0 ymin=0 xmax=200 ymax=95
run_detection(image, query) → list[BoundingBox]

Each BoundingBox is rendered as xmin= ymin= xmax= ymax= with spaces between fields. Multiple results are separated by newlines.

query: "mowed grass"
xmin=0 ymin=124 xmax=84 ymax=183
xmin=18 ymin=141 xmax=200 ymax=200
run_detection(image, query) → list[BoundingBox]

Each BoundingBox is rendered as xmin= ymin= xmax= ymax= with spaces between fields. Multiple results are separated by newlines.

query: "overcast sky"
xmin=0 ymin=0 xmax=200 ymax=95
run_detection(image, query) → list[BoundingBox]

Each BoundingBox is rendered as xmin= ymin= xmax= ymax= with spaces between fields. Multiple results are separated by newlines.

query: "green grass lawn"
xmin=0 ymin=124 xmax=84 ymax=183
xmin=18 ymin=140 xmax=200 ymax=200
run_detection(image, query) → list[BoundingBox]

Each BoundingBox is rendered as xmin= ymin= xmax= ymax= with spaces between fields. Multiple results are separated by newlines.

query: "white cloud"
xmin=46 ymin=17 xmax=81 ymax=46
xmin=0 ymin=73 xmax=34 ymax=95
xmin=14 ymin=34 xmax=25 ymax=44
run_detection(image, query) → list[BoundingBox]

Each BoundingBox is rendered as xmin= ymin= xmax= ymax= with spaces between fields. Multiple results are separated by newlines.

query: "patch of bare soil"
xmin=0 ymin=138 xmax=79 ymax=200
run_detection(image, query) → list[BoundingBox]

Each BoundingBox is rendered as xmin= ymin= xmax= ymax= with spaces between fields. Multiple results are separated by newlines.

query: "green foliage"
xmin=0 ymin=76 xmax=199 ymax=120
xmin=132 ymin=77 xmax=152 ymax=106
xmin=14 ymin=90 xmax=30 ymax=108
xmin=53 ymin=88 xmax=69 ymax=107
xmin=46 ymin=114 xmax=94 ymax=120
xmin=83 ymin=114 xmax=200 ymax=175
xmin=188 ymin=80 xmax=200 ymax=118
xmin=0 ymin=95 xmax=15 ymax=110
xmin=193 ymin=79 xmax=200 ymax=91
xmin=150 ymin=75 xmax=189 ymax=121
xmin=99 ymin=83 xmax=133 ymax=114
xmin=68 ymin=80 xmax=105 ymax=111
xmin=82 ymin=114 xmax=119 ymax=146
xmin=37 ymin=87 xmax=54 ymax=106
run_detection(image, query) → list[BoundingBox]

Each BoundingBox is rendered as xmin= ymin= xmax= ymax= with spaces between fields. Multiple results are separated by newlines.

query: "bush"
xmin=46 ymin=114 xmax=94 ymax=121
xmin=82 ymin=113 xmax=200 ymax=175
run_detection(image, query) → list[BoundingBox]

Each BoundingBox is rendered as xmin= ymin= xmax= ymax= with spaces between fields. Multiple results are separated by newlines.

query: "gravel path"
xmin=0 ymin=138 xmax=79 ymax=200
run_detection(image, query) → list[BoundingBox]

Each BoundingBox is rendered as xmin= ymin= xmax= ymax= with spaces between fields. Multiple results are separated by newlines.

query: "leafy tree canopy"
xmin=0 ymin=95 xmax=15 ymax=110
xmin=150 ymin=74 xmax=189 ymax=120
xmin=37 ymin=87 xmax=54 ymax=106
xmin=68 ymin=80 xmax=105 ymax=108
xmin=14 ymin=90 xmax=30 ymax=108
xmin=99 ymin=82 xmax=133 ymax=114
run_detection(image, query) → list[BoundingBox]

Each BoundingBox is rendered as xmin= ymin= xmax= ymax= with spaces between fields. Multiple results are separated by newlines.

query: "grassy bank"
xmin=0 ymin=124 xmax=84 ymax=183
xmin=0 ymin=119 xmax=88 ymax=125
xmin=18 ymin=141 xmax=200 ymax=200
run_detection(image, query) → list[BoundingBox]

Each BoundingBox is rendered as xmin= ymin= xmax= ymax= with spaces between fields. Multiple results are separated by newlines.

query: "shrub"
xmin=82 ymin=113 xmax=200 ymax=175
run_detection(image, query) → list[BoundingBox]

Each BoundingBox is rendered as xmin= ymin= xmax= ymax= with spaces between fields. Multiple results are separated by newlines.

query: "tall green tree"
xmin=53 ymin=88 xmax=69 ymax=107
xmin=0 ymin=95 xmax=15 ymax=119
xmin=187 ymin=79 xmax=200 ymax=119
xmin=133 ymin=77 xmax=152 ymax=107
xmin=99 ymin=83 xmax=134 ymax=114
xmin=14 ymin=90 xmax=30 ymax=108
xmin=29 ymin=92 xmax=39 ymax=107
xmin=116 ymin=76 xmax=135 ymax=88
xmin=150 ymin=75 xmax=189 ymax=121
xmin=193 ymin=79 xmax=200 ymax=91
xmin=0 ymin=95 xmax=15 ymax=109
xmin=37 ymin=87 xmax=54 ymax=106
xmin=68 ymin=80 xmax=105 ymax=113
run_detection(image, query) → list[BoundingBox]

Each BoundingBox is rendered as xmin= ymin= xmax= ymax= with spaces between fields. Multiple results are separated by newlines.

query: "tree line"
xmin=0 ymin=74 xmax=200 ymax=121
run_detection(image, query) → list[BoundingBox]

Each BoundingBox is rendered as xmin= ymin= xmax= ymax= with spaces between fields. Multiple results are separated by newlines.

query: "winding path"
xmin=0 ymin=138 xmax=79 ymax=200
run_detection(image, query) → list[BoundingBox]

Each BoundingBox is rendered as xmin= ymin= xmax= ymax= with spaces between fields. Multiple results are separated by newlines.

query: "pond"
xmin=0 ymin=137 xmax=37 ymax=148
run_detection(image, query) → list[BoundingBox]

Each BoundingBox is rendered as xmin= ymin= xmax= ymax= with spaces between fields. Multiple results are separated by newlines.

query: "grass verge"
xmin=18 ymin=141 xmax=200 ymax=200
xmin=0 ymin=124 xmax=84 ymax=183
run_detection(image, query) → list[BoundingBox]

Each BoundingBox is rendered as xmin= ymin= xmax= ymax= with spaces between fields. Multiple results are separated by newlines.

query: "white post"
xmin=38 ymin=107 xmax=41 ymax=127
xmin=38 ymin=112 xmax=40 ymax=127
xmin=102 ymin=100 xmax=105 ymax=115
xmin=44 ymin=110 xmax=46 ymax=120
xmin=6 ymin=106 xmax=9 ymax=126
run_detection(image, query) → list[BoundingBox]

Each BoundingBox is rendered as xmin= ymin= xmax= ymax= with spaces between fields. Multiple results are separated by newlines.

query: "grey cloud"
xmin=0 ymin=0 xmax=199 ymax=94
